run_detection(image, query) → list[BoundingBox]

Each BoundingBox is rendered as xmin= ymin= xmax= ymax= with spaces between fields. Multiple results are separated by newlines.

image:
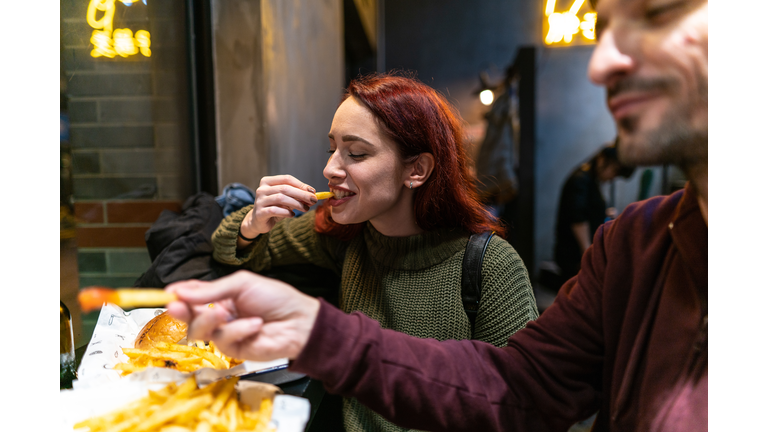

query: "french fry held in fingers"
xmin=78 ymin=287 xmax=177 ymax=312
xmin=73 ymin=376 xmax=277 ymax=432
xmin=314 ymin=191 xmax=335 ymax=200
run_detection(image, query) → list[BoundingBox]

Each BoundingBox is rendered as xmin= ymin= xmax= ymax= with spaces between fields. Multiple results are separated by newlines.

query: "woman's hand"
xmin=239 ymin=175 xmax=318 ymax=240
xmin=166 ymin=270 xmax=321 ymax=361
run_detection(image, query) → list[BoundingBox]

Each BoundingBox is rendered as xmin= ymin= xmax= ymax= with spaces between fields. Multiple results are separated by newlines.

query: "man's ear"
xmin=405 ymin=153 xmax=435 ymax=189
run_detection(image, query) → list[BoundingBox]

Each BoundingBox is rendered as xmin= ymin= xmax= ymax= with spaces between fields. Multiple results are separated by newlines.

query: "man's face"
xmin=588 ymin=0 xmax=708 ymax=167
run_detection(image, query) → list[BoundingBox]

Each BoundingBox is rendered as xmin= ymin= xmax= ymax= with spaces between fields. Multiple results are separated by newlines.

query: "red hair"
xmin=315 ymin=72 xmax=506 ymax=240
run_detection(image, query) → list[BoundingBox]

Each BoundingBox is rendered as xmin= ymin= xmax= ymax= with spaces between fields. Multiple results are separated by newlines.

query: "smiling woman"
xmin=210 ymin=73 xmax=539 ymax=432
xmin=315 ymin=74 xmax=506 ymax=241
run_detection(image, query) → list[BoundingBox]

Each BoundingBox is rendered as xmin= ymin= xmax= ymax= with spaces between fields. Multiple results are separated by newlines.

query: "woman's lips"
xmin=329 ymin=194 xmax=355 ymax=206
xmin=328 ymin=187 xmax=356 ymax=206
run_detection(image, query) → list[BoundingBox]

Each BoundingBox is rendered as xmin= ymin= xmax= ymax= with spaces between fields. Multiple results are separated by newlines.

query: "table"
xmin=67 ymin=343 xmax=328 ymax=431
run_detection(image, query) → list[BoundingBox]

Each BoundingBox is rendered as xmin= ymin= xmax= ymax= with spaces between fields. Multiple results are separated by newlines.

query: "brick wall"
xmin=61 ymin=0 xmax=193 ymax=341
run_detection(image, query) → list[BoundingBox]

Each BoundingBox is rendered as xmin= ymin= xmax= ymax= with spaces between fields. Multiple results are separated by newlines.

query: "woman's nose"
xmin=323 ymin=151 xmax=345 ymax=180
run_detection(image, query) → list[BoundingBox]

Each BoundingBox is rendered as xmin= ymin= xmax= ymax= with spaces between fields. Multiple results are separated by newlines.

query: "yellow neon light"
xmin=580 ymin=12 xmax=597 ymax=40
xmin=545 ymin=0 xmax=557 ymax=16
xmin=113 ymin=29 xmax=139 ymax=57
xmin=569 ymin=0 xmax=586 ymax=15
xmin=86 ymin=0 xmax=115 ymax=33
xmin=543 ymin=0 xmax=596 ymax=46
xmin=90 ymin=29 xmax=116 ymax=58
xmin=545 ymin=12 xmax=581 ymax=45
xmin=86 ymin=0 xmax=151 ymax=58
xmin=135 ymin=30 xmax=151 ymax=57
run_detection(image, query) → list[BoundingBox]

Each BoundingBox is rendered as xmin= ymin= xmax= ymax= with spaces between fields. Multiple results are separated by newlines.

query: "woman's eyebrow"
xmin=328 ymin=133 xmax=374 ymax=146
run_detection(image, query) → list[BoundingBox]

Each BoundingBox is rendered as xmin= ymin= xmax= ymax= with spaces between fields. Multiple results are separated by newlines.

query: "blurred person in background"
xmin=554 ymin=140 xmax=635 ymax=285
xmin=209 ymin=73 xmax=538 ymax=432
xmin=168 ymin=0 xmax=708 ymax=430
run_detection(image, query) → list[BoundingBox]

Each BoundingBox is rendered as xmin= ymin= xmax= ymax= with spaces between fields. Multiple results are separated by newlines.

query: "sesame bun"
xmin=134 ymin=311 xmax=188 ymax=349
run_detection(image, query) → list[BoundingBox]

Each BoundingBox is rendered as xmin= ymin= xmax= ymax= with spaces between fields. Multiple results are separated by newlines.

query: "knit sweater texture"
xmin=212 ymin=206 xmax=538 ymax=432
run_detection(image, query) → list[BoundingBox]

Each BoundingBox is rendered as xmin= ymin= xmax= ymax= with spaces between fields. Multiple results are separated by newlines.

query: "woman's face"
xmin=323 ymin=97 xmax=415 ymax=233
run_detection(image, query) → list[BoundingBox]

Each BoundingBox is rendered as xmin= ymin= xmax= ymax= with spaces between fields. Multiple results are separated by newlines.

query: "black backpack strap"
xmin=461 ymin=231 xmax=495 ymax=338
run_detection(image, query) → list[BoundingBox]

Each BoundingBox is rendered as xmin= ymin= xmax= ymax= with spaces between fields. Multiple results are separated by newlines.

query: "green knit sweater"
xmin=212 ymin=207 xmax=538 ymax=432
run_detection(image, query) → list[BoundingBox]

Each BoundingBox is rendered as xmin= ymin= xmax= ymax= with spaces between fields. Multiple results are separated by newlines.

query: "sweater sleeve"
xmin=473 ymin=236 xmax=538 ymax=347
xmin=291 ymin=225 xmax=609 ymax=431
xmin=211 ymin=207 xmax=342 ymax=273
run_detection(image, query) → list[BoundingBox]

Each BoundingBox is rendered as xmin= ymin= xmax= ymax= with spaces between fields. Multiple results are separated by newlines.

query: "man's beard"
xmin=609 ymin=75 xmax=708 ymax=168
xmin=617 ymin=109 xmax=708 ymax=168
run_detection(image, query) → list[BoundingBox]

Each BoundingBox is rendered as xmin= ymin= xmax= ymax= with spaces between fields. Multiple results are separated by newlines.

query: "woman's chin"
xmin=330 ymin=211 xmax=361 ymax=225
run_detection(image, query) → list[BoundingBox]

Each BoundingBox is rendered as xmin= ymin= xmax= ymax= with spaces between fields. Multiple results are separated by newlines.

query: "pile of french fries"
xmin=115 ymin=341 xmax=244 ymax=375
xmin=74 ymin=376 xmax=274 ymax=432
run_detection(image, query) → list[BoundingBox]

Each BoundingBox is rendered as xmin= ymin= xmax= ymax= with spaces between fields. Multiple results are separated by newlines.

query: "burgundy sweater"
xmin=292 ymin=184 xmax=707 ymax=431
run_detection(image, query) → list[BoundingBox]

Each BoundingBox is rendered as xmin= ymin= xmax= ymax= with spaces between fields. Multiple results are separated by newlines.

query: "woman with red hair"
xmin=212 ymin=73 xmax=537 ymax=432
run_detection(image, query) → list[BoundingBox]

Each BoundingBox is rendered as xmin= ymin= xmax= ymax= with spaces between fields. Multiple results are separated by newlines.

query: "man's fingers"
xmin=186 ymin=306 xmax=234 ymax=342
xmin=167 ymin=271 xmax=252 ymax=306
xmin=166 ymin=301 xmax=192 ymax=323
xmin=210 ymin=317 xmax=264 ymax=357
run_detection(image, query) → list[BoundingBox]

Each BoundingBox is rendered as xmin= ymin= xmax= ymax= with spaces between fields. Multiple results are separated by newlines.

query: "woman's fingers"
xmin=258 ymin=177 xmax=318 ymax=209
xmin=260 ymin=174 xmax=315 ymax=193
xmin=253 ymin=204 xmax=295 ymax=221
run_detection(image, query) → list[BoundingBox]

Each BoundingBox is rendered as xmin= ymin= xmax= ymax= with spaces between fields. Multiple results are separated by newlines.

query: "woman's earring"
xmin=409 ymin=181 xmax=413 ymax=189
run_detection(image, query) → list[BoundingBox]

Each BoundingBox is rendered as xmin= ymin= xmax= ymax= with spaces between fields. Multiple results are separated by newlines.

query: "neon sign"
xmin=87 ymin=0 xmax=151 ymax=58
xmin=543 ymin=0 xmax=596 ymax=46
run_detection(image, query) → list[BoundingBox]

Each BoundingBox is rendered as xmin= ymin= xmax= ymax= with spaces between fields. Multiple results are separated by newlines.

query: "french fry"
xmin=210 ymin=377 xmax=238 ymax=415
xmin=315 ymin=191 xmax=334 ymax=200
xmin=225 ymin=398 xmax=238 ymax=431
xmin=115 ymin=339 xmax=244 ymax=375
xmin=78 ymin=287 xmax=177 ymax=312
xmin=154 ymin=342 xmax=229 ymax=369
xmin=159 ymin=426 xmax=194 ymax=432
xmin=74 ymin=376 xmax=278 ymax=432
xmin=194 ymin=421 xmax=213 ymax=432
xmin=134 ymin=393 xmax=213 ymax=432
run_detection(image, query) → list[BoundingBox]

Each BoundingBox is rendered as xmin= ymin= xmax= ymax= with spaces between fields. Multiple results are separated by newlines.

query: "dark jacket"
xmin=134 ymin=192 xmax=239 ymax=287
xmin=555 ymin=162 xmax=607 ymax=280
xmin=135 ymin=193 xmax=341 ymax=305
xmin=291 ymin=183 xmax=707 ymax=431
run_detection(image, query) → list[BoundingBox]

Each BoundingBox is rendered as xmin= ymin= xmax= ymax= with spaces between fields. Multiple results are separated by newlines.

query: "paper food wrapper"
xmin=75 ymin=303 xmax=288 ymax=389
xmin=59 ymin=378 xmax=310 ymax=432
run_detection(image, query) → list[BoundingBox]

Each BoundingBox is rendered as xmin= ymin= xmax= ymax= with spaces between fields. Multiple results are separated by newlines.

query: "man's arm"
xmin=290 ymin=228 xmax=610 ymax=431
xmin=168 ymin=224 xmax=611 ymax=432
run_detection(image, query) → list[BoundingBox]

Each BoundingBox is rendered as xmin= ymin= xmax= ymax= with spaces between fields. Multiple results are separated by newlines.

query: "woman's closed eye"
xmin=328 ymin=148 xmax=365 ymax=159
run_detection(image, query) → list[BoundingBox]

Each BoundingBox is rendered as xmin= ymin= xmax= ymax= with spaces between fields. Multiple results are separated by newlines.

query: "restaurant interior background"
xmin=60 ymin=0 xmax=688 ymax=348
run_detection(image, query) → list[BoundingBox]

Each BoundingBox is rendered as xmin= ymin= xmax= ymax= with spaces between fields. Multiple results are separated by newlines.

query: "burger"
xmin=134 ymin=311 xmax=188 ymax=349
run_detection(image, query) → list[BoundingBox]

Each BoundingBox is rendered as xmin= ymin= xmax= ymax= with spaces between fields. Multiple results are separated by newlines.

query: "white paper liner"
xmin=59 ymin=379 xmax=310 ymax=432
xmin=75 ymin=303 xmax=288 ymax=389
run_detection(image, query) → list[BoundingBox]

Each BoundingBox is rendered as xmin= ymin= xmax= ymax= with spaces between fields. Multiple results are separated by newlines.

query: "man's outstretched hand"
xmin=165 ymin=270 xmax=320 ymax=361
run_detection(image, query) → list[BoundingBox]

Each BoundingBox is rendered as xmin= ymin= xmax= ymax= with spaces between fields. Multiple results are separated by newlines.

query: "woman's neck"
xmin=369 ymin=191 xmax=424 ymax=237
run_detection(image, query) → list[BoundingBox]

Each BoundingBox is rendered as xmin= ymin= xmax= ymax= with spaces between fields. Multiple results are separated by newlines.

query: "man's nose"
xmin=587 ymin=29 xmax=634 ymax=86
